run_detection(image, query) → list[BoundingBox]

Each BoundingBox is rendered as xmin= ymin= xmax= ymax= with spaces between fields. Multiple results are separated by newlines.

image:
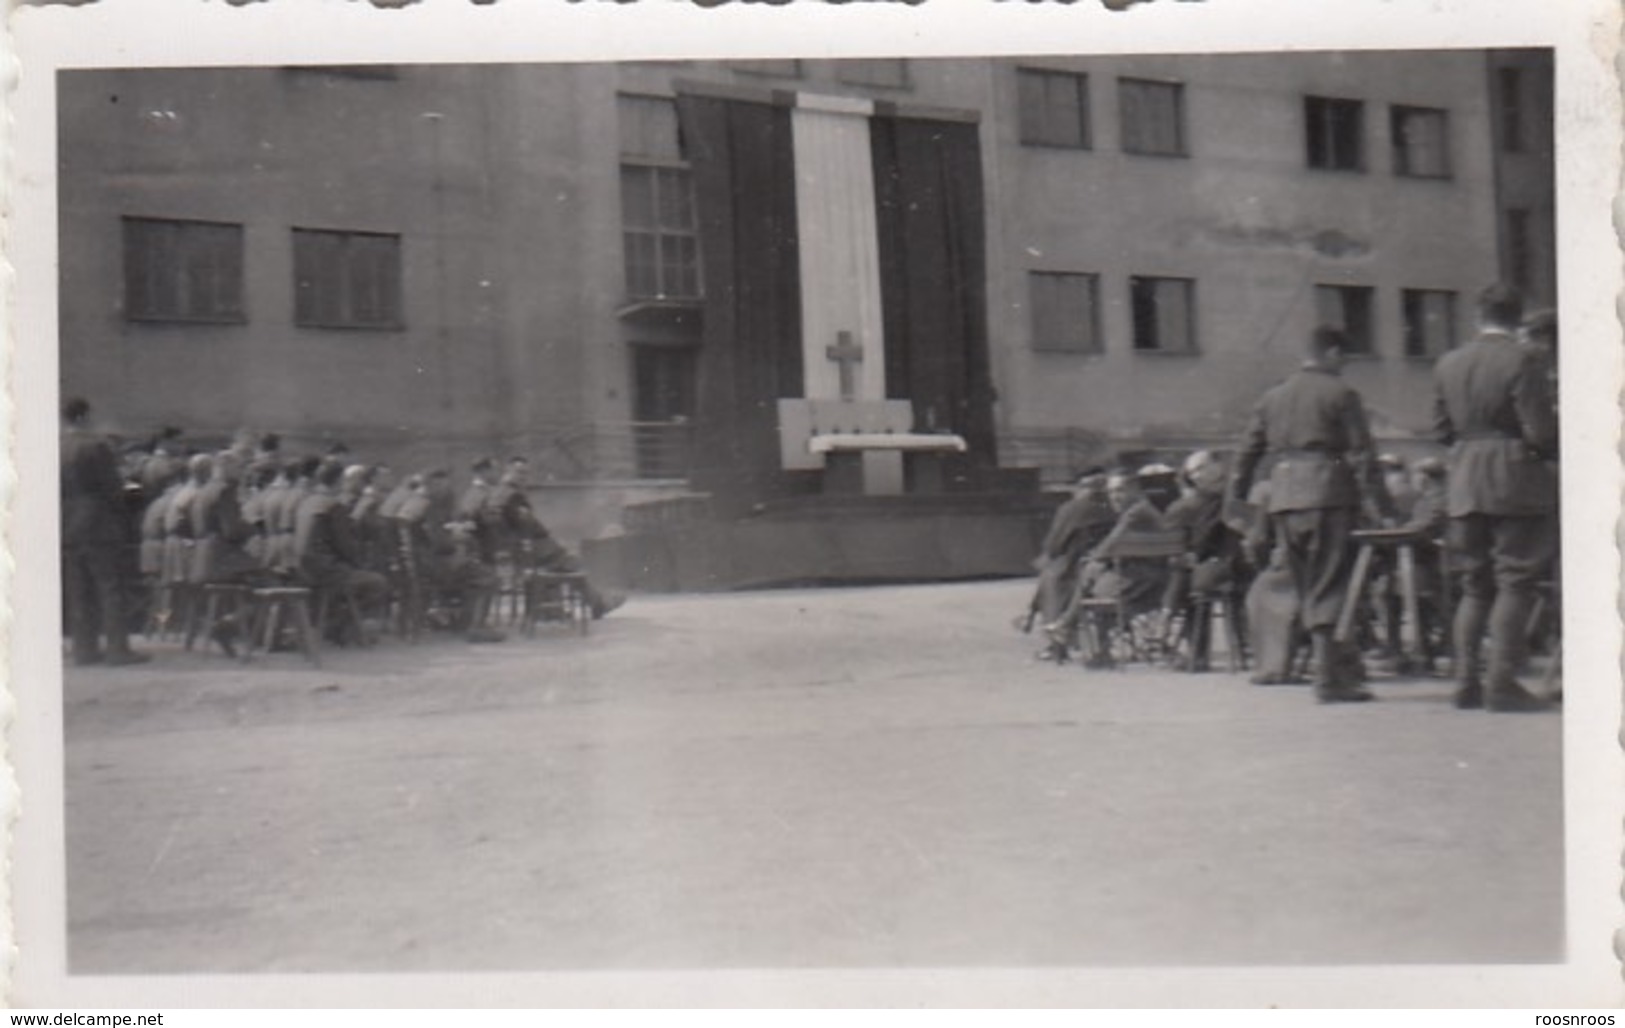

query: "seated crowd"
xmin=1027 ymin=447 xmax=1456 ymax=678
xmin=125 ymin=432 xmax=622 ymax=657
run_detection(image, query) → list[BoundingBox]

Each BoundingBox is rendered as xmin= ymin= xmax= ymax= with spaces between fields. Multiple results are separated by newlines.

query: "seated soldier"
xmin=396 ymin=468 xmax=506 ymax=643
xmin=1027 ymin=465 xmax=1114 ymax=661
xmin=191 ymin=450 xmax=276 ymax=655
xmin=1159 ymin=450 xmax=1249 ymax=670
xmin=486 ymin=456 xmax=624 ymax=618
xmin=294 ymin=460 xmax=389 ymax=645
xmin=1045 ymin=468 xmax=1170 ymax=666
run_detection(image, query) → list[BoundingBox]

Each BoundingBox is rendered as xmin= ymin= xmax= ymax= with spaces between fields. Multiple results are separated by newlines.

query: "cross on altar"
xmin=825 ymin=331 xmax=864 ymax=401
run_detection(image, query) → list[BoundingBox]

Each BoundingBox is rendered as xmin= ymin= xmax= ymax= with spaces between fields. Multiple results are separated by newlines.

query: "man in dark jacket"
xmin=1028 ymin=465 xmax=1113 ymax=658
xmin=295 ymin=460 xmax=389 ymax=644
xmin=61 ymin=398 xmax=148 ymax=665
xmin=1433 ymin=283 xmax=1558 ymax=712
xmin=1233 ymin=327 xmax=1390 ymax=703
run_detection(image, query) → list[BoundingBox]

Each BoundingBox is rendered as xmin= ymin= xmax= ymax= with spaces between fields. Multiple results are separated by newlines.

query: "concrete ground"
xmin=63 ymin=578 xmax=1563 ymax=974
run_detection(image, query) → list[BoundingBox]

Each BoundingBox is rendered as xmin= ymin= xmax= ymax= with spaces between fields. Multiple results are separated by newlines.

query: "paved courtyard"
xmin=62 ymin=578 xmax=1563 ymax=975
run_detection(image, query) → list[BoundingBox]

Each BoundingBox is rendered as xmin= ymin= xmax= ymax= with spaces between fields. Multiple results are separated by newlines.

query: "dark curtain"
xmin=870 ymin=115 xmax=997 ymax=470
xmin=676 ymin=93 xmax=803 ymax=515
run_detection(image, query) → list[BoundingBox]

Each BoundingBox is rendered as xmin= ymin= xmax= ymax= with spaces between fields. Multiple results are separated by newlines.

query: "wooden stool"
xmin=1334 ymin=527 xmax=1425 ymax=667
xmin=195 ymin=583 xmax=254 ymax=657
xmin=244 ymin=586 xmax=321 ymax=666
xmin=523 ymin=571 xmax=591 ymax=637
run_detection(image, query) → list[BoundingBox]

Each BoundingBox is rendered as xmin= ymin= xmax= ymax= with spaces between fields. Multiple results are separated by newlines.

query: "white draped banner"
xmin=791 ymin=94 xmax=887 ymax=404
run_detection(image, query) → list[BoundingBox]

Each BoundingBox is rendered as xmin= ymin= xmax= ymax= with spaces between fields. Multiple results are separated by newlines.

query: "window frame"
xmin=1016 ymin=68 xmax=1092 ymax=151
xmin=1128 ymin=275 xmax=1198 ymax=354
xmin=122 ymin=215 xmax=247 ymax=326
xmin=1304 ymin=95 xmax=1366 ymax=173
xmin=620 ymin=162 xmax=703 ymax=303
xmin=1390 ymin=104 xmax=1453 ymax=180
xmin=1028 ymin=270 xmax=1103 ymax=355
xmin=291 ymin=226 xmax=405 ymax=332
xmin=1118 ymin=77 xmax=1188 ymax=159
xmin=1313 ymin=284 xmax=1377 ymax=357
xmin=1401 ymin=288 xmax=1459 ymax=360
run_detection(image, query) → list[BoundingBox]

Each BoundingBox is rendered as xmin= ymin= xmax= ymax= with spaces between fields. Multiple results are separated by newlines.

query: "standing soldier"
xmin=1433 ymin=284 xmax=1558 ymax=712
xmin=61 ymin=398 xmax=149 ymax=665
xmin=1233 ymin=327 xmax=1390 ymax=703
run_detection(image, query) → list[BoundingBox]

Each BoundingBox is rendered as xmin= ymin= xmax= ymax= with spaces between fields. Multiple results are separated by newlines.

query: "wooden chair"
xmin=1069 ymin=528 xmax=1187 ymax=668
xmin=242 ymin=586 xmax=321 ymax=666
xmin=523 ymin=571 xmax=592 ymax=637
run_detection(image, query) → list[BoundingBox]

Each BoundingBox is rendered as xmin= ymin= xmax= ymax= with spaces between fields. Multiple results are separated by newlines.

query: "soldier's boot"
xmin=1313 ymin=627 xmax=1372 ymax=704
xmin=1451 ymin=593 xmax=1489 ymax=710
xmin=1484 ymin=590 xmax=1549 ymax=714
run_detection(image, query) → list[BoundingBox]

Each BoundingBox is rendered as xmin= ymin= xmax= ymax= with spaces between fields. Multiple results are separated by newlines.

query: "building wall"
xmin=59 ymin=54 xmax=1522 ymax=537
xmin=982 ymin=51 xmax=1502 ymax=457
xmin=59 ymin=64 xmax=599 ymax=474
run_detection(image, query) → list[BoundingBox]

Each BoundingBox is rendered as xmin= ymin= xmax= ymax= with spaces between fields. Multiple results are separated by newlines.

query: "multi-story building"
xmin=59 ymin=51 xmax=1539 ymax=545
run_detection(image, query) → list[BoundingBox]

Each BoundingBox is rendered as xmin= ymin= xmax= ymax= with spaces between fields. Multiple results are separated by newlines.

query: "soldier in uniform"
xmin=396 ymin=468 xmax=507 ymax=643
xmin=1233 ymin=326 xmax=1391 ymax=703
xmin=294 ymin=460 xmax=390 ymax=645
xmin=1026 ymin=465 xmax=1113 ymax=660
xmin=487 ymin=456 xmax=623 ymax=618
xmin=61 ymin=398 xmax=149 ymax=665
xmin=1432 ymin=284 xmax=1558 ymax=712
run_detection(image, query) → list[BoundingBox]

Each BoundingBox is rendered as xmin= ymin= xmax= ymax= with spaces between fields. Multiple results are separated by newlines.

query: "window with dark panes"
xmin=1391 ymin=105 xmax=1451 ymax=178
xmin=1402 ymin=289 xmax=1457 ymax=359
xmin=123 ymin=217 xmax=245 ymax=324
xmin=1029 ymin=272 xmax=1101 ymax=353
xmin=1119 ymin=78 xmax=1186 ymax=157
xmin=620 ymin=166 xmax=700 ymax=300
xmin=1314 ymin=284 xmax=1376 ymax=355
xmin=837 ymin=59 xmax=910 ymax=89
xmin=1129 ymin=276 xmax=1196 ymax=352
xmin=1305 ymin=96 xmax=1364 ymax=171
xmin=292 ymin=228 xmax=403 ymax=330
xmin=1017 ymin=69 xmax=1090 ymax=149
xmin=619 ymin=93 xmax=700 ymax=302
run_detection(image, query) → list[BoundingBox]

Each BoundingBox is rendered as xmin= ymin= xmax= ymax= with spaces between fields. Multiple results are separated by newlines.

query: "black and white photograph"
xmin=8 ymin=0 xmax=1621 ymax=1009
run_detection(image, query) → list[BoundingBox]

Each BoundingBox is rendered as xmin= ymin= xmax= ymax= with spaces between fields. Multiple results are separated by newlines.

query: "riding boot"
xmin=1451 ymin=593 xmax=1489 ymax=709
xmin=1313 ymin=626 xmax=1372 ymax=703
xmin=1485 ymin=589 xmax=1548 ymax=713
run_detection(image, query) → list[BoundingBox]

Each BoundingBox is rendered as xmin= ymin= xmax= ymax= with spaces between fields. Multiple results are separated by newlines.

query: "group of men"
xmin=61 ymin=414 xmax=622 ymax=665
xmin=1031 ymin=282 xmax=1559 ymax=713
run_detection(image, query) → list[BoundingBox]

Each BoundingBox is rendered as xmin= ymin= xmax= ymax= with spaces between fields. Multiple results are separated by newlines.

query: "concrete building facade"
xmin=58 ymin=51 xmax=1536 ymax=540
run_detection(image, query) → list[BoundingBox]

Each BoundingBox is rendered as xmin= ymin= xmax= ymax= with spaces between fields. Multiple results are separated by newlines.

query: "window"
xmin=837 ymin=59 xmax=910 ymax=89
xmin=618 ymin=94 xmax=683 ymax=160
xmin=1017 ymin=69 xmax=1090 ymax=149
xmin=1505 ymin=208 xmax=1533 ymax=293
xmin=1119 ymin=78 xmax=1186 ymax=157
xmin=292 ymin=228 xmax=403 ymax=330
xmin=122 ymin=217 xmax=245 ymax=324
xmin=1314 ymin=285 xmax=1375 ymax=356
xmin=1402 ymin=289 xmax=1457 ymax=359
xmin=621 ymin=165 xmax=700 ymax=300
xmin=1498 ymin=68 xmax=1524 ymax=152
xmin=1029 ymin=272 xmax=1101 ymax=353
xmin=1305 ymin=96 xmax=1364 ymax=171
xmin=1129 ymin=276 xmax=1196 ymax=353
xmin=632 ymin=344 xmax=698 ymax=479
xmin=729 ymin=59 xmax=802 ymax=79
xmin=1391 ymin=105 xmax=1451 ymax=178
